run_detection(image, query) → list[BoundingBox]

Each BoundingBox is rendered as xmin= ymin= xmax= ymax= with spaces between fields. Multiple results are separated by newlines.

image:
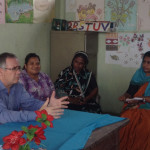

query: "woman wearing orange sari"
xmin=119 ymin=51 xmax=150 ymax=150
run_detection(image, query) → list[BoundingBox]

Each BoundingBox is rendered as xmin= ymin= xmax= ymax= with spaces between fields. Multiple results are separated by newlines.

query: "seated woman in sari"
xmin=119 ymin=51 xmax=150 ymax=150
xmin=19 ymin=53 xmax=55 ymax=101
xmin=54 ymin=51 xmax=101 ymax=113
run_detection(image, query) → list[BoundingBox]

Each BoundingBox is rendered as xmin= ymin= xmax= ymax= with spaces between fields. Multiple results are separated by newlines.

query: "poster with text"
xmin=6 ymin=0 xmax=33 ymax=23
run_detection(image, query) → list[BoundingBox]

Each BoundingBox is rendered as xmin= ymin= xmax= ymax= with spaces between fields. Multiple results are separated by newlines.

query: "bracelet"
xmin=143 ymin=98 xmax=146 ymax=103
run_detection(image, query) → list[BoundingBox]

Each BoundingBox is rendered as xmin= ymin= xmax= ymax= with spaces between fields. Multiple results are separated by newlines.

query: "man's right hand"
xmin=39 ymin=98 xmax=65 ymax=119
xmin=49 ymin=91 xmax=69 ymax=108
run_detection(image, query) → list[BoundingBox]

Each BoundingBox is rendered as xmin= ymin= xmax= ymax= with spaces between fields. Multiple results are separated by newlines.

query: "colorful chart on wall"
xmin=137 ymin=0 xmax=150 ymax=31
xmin=0 ymin=0 xmax=5 ymax=24
xmin=5 ymin=0 xmax=33 ymax=23
xmin=105 ymin=33 xmax=150 ymax=68
xmin=105 ymin=0 xmax=137 ymax=31
xmin=66 ymin=0 xmax=104 ymax=21
xmin=33 ymin=0 xmax=55 ymax=23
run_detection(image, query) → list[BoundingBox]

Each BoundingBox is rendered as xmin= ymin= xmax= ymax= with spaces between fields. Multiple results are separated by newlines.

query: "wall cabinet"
xmin=50 ymin=31 xmax=98 ymax=82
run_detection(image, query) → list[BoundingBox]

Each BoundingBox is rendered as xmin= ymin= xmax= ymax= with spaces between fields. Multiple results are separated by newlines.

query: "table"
xmin=0 ymin=110 xmax=126 ymax=150
xmin=84 ymin=118 xmax=129 ymax=150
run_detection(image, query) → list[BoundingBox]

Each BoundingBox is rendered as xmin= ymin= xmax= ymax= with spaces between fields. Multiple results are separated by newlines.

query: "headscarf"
xmin=130 ymin=51 xmax=150 ymax=108
xmin=71 ymin=51 xmax=89 ymax=67
xmin=55 ymin=51 xmax=92 ymax=97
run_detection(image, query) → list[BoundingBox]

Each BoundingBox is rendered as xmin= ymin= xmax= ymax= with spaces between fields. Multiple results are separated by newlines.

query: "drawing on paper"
xmin=5 ymin=0 xmax=33 ymax=23
xmin=105 ymin=33 xmax=150 ymax=68
xmin=66 ymin=0 xmax=77 ymax=13
xmin=65 ymin=0 xmax=104 ymax=21
xmin=33 ymin=0 xmax=55 ymax=23
xmin=76 ymin=0 xmax=104 ymax=21
xmin=105 ymin=0 xmax=137 ymax=31
xmin=110 ymin=55 xmax=119 ymax=60
xmin=106 ymin=33 xmax=118 ymax=51
xmin=138 ymin=0 xmax=150 ymax=31
xmin=119 ymin=35 xmax=130 ymax=46
xmin=107 ymin=0 xmax=135 ymax=26
xmin=77 ymin=2 xmax=102 ymax=21
xmin=0 ymin=0 xmax=5 ymax=24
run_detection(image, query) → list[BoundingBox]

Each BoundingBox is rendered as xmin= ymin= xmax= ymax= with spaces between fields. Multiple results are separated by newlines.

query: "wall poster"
xmin=0 ymin=0 xmax=5 ymax=24
xmin=33 ymin=0 xmax=55 ymax=23
xmin=66 ymin=0 xmax=104 ymax=21
xmin=105 ymin=33 xmax=150 ymax=68
xmin=138 ymin=0 xmax=150 ymax=31
xmin=105 ymin=0 xmax=137 ymax=31
xmin=5 ymin=0 xmax=33 ymax=23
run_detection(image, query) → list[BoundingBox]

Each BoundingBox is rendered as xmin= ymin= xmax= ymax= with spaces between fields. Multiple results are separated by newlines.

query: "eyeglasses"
xmin=4 ymin=66 xmax=22 ymax=71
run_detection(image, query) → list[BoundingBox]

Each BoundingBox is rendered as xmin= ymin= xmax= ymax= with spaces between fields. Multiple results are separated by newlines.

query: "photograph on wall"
xmin=105 ymin=0 xmax=137 ymax=31
xmin=137 ymin=0 xmax=150 ymax=31
xmin=65 ymin=0 xmax=104 ymax=21
xmin=33 ymin=0 xmax=55 ymax=23
xmin=105 ymin=33 xmax=150 ymax=68
xmin=5 ymin=0 xmax=33 ymax=23
xmin=0 ymin=0 xmax=5 ymax=24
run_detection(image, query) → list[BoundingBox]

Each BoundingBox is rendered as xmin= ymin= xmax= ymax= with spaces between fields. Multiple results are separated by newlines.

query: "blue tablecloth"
xmin=0 ymin=109 xmax=124 ymax=150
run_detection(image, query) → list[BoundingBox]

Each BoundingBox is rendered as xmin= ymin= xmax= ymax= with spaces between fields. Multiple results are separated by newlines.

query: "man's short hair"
xmin=0 ymin=52 xmax=17 ymax=68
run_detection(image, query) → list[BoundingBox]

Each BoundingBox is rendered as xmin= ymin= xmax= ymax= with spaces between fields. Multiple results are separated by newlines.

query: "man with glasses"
xmin=0 ymin=52 xmax=69 ymax=123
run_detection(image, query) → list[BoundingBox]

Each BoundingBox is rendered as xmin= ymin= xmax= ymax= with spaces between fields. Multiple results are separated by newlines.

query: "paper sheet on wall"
xmin=5 ymin=0 xmax=33 ymax=23
xmin=66 ymin=0 xmax=77 ymax=13
xmin=65 ymin=0 xmax=104 ymax=21
xmin=105 ymin=33 xmax=150 ymax=68
xmin=137 ymin=0 xmax=150 ymax=31
xmin=105 ymin=33 xmax=120 ymax=65
xmin=0 ymin=0 xmax=5 ymax=24
xmin=76 ymin=0 xmax=104 ymax=21
xmin=105 ymin=0 xmax=137 ymax=31
xmin=33 ymin=0 xmax=55 ymax=23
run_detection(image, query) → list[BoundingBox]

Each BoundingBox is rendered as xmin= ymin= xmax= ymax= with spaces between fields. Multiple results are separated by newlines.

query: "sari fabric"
xmin=19 ymin=70 xmax=55 ymax=101
xmin=55 ymin=66 xmax=93 ymax=98
xmin=120 ymin=109 xmax=150 ymax=150
xmin=55 ymin=66 xmax=101 ymax=113
xmin=130 ymin=67 xmax=150 ymax=108
xmin=120 ymin=67 xmax=150 ymax=150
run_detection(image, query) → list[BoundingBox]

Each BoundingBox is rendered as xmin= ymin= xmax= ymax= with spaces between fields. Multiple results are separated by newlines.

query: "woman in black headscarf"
xmin=55 ymin=51 xmax=101 ymax=113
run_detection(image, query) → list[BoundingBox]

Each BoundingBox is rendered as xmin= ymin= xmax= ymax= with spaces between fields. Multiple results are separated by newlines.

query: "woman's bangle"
xmin=143 ymin=98 xmax=146 ymax=103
